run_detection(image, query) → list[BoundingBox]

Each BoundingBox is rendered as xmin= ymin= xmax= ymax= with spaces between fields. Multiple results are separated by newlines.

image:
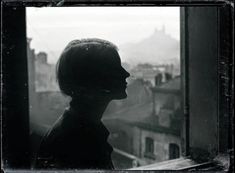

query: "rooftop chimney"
xmin=154 ymin=73 xmax=163 ymax=86
xmin=165 ymin=72 xmax=173 ymax=82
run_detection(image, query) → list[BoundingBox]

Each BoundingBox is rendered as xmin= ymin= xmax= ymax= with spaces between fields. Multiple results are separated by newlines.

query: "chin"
xmin=112 ymin=91 xmax=128 ymax=100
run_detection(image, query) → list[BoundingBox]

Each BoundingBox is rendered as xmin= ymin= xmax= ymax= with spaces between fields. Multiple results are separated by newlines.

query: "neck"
xmin=69 ymin=95 xmax=111 ymax=122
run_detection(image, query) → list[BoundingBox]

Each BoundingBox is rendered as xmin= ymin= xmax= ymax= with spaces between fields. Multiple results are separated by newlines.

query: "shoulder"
xmin=40 ymin=110 xmax=95 ymax=152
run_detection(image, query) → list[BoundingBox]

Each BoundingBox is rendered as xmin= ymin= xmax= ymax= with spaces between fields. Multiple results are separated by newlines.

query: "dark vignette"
xmin=1 ymin=0 xmax=234 ymax=172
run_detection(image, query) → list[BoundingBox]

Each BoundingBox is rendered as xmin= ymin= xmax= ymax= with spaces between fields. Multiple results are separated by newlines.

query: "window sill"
xmin=144 ymin=152 xmax=156 ymax=160
xmin=129 ymin=157 xmax=192 ymax=170
xmin=129 ymin=156 xmax=228 ymax=171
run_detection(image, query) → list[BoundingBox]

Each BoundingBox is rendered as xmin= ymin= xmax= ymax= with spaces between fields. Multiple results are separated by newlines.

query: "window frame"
xmin=2 ymin=2 xmax=233 ymax=171
xmin=180 ymin=6 xmax=233 ymax=162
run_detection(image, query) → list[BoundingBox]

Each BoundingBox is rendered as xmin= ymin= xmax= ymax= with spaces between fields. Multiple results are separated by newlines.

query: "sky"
xmin=26 ymin=7 xmax=179 ymax=64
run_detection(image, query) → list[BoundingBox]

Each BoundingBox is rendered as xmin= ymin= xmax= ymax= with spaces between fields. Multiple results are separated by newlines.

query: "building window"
xmin=145 ymin=137 xmax=154 ymax=153
xmin=144 ymin=137 xmax=155 ymax=159
xmin=169 ymin=143 xmax=180 ymax=160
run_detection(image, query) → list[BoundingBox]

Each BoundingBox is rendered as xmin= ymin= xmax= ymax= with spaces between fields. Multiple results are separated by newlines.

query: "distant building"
xmin=27 ymin=42 xmax=59 ymax=92
xmin=27 ymin=38 xmax=36 ymax=94
xmin=35 ymin=51 xmax=59 ymax=92
xmin=103 ymin=76 xmax=183 ymax=168
xmin=130 ymin=63 xmax=176 ymax=87
xmin=103 ymin=78 xmax=152 ymax=117
xmin=130 ymin=64 xmax=161 ymax=86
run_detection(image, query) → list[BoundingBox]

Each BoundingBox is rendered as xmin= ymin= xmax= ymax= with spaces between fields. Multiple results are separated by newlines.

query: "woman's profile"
xmin=35 ymin=38 xmax=130 ymax=169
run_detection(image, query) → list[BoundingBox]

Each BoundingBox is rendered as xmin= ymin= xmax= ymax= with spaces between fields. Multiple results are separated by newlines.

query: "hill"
xmin=119 ymin=27 xmax=180 ymax=66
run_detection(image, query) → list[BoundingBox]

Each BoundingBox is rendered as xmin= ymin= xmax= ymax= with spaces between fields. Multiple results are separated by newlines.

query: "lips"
xmin=122 ymin=81 xmax=128 ymax=86
xmin=107 ymin=79 xmax=128 ymax=89
xmin=114 ymin=82 xmax=127 ymax=89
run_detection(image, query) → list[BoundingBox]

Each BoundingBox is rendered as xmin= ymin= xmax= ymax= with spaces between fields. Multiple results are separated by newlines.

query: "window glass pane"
xmin=27 ymin=7 xmax=181 ymax=169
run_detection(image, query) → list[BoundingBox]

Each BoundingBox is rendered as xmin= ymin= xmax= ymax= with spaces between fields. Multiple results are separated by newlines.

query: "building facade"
xmin=104 ymin=76 xmax=183 ymax=168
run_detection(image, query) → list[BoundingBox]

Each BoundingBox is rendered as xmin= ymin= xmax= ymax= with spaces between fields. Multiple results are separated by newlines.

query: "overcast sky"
xmin=27 ymin=7 xmax=179 ymax=64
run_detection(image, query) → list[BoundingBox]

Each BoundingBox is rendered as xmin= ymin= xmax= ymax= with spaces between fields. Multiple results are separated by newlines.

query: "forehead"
xmin=97 ymin=49 xmax=123 ymax=76
xmin=102 ymin=49 xmax=121 ymax=65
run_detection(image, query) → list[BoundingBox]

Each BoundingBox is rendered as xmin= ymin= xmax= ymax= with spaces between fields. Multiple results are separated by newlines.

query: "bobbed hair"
xmin=56 ymin=38 xmax=119 ymax=97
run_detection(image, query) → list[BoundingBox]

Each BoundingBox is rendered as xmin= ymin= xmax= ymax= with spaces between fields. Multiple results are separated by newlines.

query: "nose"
xmin=122 ymin=67 xmax=130 ymax=78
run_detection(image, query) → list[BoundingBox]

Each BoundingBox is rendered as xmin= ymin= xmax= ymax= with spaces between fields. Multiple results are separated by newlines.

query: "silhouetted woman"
xmin=35 ymin=39 xmax=130 ymax=169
